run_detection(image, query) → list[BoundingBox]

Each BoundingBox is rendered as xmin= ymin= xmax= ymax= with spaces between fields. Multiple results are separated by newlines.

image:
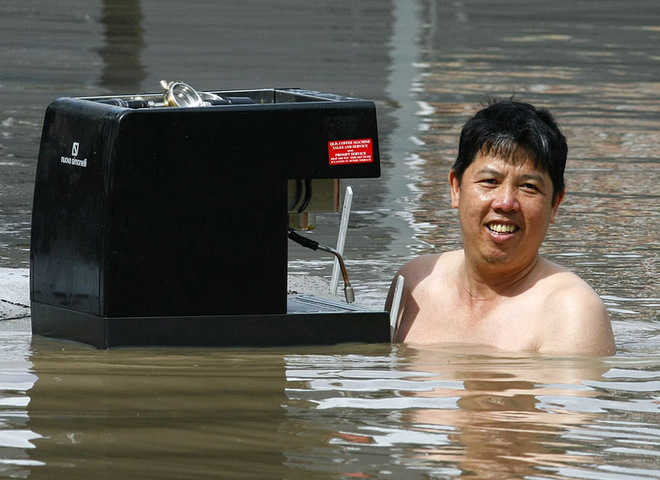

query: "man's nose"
xmin=491 ymin=185 xmax=520 ymax=212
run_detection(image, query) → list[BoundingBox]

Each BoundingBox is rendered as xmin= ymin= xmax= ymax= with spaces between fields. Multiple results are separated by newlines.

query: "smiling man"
xmin=386 ymin=99 xmax=616 ymax=355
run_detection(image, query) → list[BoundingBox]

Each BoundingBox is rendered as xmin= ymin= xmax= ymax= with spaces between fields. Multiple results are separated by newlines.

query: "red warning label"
xmin=328 ymin=138 xmax=374 ymax=166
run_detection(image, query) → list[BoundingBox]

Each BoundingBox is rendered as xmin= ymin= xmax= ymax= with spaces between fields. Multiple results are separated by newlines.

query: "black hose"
xmin=289 ymin=179 xmax=303 ymax=211
xmin=298 ymin=179 xmax=312 ymax=212
xmin=287 ymin=229 xmax=319 ymax=250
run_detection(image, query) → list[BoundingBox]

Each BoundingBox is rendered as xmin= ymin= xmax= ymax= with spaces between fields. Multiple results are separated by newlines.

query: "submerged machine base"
xmin=31 ymin=295 xmax=391 ymax=349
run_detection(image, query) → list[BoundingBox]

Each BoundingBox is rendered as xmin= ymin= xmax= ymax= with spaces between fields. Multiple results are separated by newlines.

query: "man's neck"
xmin=459 ymin=251 xmax=542 ymax=301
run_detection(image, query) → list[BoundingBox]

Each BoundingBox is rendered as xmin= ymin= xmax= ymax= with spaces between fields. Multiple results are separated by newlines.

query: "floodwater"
xmin=1 ymin=0 xmax=659 ymax=478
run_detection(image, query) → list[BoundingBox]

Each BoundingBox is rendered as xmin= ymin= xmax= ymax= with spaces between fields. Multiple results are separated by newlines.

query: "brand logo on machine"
xmin=60 ymin=141 xmax=87 ymax=167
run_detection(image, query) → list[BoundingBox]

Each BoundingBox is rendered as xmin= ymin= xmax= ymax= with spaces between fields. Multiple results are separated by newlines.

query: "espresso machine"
xmin=30 ymin=82 xmax=390 ymax=348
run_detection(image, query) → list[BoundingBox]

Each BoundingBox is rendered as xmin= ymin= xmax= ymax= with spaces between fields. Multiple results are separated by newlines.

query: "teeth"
xmin=488 ymin=223 xmax=517 ymax=233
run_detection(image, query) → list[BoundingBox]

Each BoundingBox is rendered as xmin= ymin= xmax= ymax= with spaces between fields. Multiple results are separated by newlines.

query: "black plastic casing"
xmin=30 ymin=88 xmax=389 ymax=348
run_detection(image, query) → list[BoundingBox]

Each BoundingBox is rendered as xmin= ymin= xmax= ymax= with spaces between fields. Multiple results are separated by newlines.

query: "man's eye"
xmin=522 ymin=183 xmax=539 ymax=191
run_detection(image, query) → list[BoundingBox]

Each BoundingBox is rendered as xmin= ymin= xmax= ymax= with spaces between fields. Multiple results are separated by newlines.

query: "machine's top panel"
xmin=78 ymin=87 xmax=369 ymax=110
xmin=51 ymin=86 xmax=381 ymax=180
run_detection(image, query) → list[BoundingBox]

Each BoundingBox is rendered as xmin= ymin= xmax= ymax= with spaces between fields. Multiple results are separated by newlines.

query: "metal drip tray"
xmin=288 ymin=295 xmax=369 ymax=313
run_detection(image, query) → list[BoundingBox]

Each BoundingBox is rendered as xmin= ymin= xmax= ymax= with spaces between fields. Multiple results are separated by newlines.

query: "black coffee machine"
xmin=30 ymin=83 xmax=390 ymax=348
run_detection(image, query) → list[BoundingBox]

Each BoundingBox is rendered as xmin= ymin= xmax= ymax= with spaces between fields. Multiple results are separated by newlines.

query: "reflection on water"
xmin=0 ymin=331 xmax=41 ymax=477
xmin=98 ymin=0 xmax=147 ymax=92
xmin=3 ymin=339 xmax=657 ymax=479
xmin=0 ymin=0 xmax=659 ymax=477
xmin=22 ymin=338 xmax=292 ymax=479
xmin=284 ymin=347 xmax=660 ymax=479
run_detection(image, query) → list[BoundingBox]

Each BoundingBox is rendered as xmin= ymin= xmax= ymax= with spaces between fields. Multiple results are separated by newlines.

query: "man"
xmin=386 ymin=99 xmax=615 ymax=355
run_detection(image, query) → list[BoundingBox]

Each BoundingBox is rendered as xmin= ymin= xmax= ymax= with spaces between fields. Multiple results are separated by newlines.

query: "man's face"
xmin=449 ymin=152 xmax=563 ymax=270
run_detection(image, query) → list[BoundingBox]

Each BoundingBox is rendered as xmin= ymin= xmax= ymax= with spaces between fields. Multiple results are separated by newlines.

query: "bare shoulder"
xmin=385 ymin=251 xmax=459 ymax=306
xmin=395 ymin=252 xmax=454 ymax=284
xmin=538 ymin=261 xmax=616 ymax=356
xmin=386 ymin=254 xmax=435 ymax=310
xmin=385 ymin=251 xmax=461 ymax=342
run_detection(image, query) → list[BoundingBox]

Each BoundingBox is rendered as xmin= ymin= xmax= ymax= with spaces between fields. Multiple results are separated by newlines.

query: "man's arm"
xmin=540 ymin=281 xmax=616 ymax=356
xmin=385 ymin=254 xmax=444 ymax=343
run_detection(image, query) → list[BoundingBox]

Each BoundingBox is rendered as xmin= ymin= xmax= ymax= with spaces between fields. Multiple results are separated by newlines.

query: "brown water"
xmin=1 ymin=0 xmax=659 ymax=478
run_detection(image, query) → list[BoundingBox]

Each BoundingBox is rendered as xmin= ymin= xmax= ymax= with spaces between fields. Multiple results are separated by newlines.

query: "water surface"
xmin=1 ymin=0 xmax=659 ymax=478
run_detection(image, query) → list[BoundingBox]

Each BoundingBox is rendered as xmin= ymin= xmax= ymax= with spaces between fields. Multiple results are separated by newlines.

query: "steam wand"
xmin=287 ymin=229 xmax=355 ymax=304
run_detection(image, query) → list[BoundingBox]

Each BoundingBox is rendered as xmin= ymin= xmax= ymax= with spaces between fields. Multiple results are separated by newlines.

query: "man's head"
xmin=451 ymin=99 xmax=567 ymax=205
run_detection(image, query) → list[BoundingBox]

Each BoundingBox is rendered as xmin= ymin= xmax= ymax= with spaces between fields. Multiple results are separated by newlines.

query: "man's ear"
xmin=449 ymin=170 xmax=461 ymax=209
xmin=550 ymin=189 xmax=565 ymax=223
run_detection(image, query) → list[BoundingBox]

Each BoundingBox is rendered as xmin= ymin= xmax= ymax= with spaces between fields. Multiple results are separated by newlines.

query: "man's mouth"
xmin=487 ymin=223 xmax=518 ymax=234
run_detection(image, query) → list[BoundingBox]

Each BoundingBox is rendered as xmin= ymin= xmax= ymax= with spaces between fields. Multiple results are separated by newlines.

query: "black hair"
xmin=451 ymin=99 xmax=567 ymax=203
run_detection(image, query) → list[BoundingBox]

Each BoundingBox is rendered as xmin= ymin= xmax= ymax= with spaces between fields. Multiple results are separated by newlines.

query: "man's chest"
xmin=405 ymin=292 xmax=544 ymax=350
